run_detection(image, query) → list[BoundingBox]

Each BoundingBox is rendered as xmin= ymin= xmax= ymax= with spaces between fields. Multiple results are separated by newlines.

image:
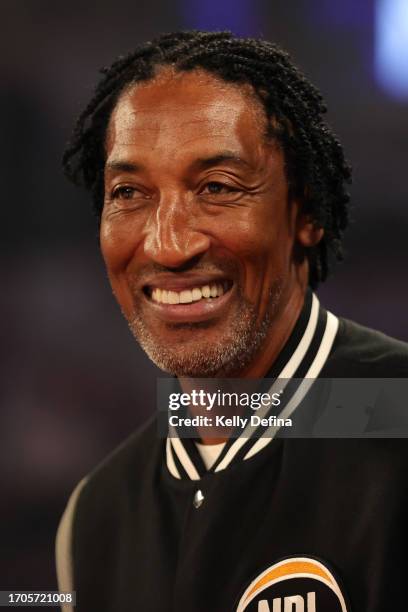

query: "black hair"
xmin=63 ymin=30 xmax=351 ymax=287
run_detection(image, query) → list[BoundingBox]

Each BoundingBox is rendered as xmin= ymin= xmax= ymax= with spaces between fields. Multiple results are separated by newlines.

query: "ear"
xmin=296 ymin=213 xmax=324 ymax=248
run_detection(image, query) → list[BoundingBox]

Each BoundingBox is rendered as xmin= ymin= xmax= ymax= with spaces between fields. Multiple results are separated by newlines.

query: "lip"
xmin=143 ymin=283 xmax=236 ymax=323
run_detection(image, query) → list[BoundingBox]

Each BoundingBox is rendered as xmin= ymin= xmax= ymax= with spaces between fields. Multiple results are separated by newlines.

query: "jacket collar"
xmin=166 ymin=291 xmax=339 ymax=480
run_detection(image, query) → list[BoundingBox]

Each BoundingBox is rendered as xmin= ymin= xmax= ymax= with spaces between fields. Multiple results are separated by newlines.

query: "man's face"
xmin=101 ymin=69 xmax=304 ymax=377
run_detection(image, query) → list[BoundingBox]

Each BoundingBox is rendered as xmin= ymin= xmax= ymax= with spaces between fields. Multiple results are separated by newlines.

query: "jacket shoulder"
xmin=78 ymin=413 xmax=160 ymax=507
xmin=322 ymin=317 xmax=408 ymax=376
xmin=56 ymin=415 xmax=160 ymax=597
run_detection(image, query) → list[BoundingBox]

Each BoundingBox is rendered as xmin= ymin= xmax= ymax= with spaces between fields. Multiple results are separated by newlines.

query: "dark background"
xmin=1 ymin=0 xmax=407 ymax=598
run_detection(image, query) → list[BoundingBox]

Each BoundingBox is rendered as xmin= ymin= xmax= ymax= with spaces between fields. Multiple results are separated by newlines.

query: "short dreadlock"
xmin=63 ymin=30 xmax=351 ymax=287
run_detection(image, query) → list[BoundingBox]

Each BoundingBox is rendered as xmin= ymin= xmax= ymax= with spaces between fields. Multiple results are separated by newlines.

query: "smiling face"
xmin=100 ymin=68 xmax=316 ymax=377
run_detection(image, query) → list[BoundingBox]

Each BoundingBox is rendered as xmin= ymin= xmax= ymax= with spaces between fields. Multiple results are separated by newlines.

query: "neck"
xmin=232 ymin=283 xmax=306 ymax=379
xmin=178 ymin=282 xmax=308 ymax=444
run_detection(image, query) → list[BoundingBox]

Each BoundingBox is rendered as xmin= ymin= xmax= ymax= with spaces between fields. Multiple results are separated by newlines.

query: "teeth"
xmin=202 ymin=285 xmax=211 ymax=298
xmin=168 ymin=291 xmax=180 ymax=305
xmin=180 ymin=289 xmax=193 ymax=304
xmin=151 ymin=283 xmax=229 ymax=304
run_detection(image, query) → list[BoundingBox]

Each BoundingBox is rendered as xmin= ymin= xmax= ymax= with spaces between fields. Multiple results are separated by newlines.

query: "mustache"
xmin=129 ymin=258 xmax=241 ymax=288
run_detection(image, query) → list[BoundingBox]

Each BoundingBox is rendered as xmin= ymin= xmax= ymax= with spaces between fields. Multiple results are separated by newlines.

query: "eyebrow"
xmin=105 ymin=160 xmax=143 ymax=173
xmin=193 ymin=152 xmax=252 ymax=171
xmin=105 ymin=151 xmax=251 ymax=175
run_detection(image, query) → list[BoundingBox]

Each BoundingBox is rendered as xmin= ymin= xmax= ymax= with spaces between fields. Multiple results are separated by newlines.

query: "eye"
xmin=111 ymin=185 xmax=138 ymax=200
xmin=199 ymin=180 xmax=244 ymax=204
xmin=201 ymin=181 xmax=237 ymax=195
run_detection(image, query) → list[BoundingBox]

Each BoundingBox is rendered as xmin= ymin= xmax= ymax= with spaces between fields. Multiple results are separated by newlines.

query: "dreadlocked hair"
xmin=63 ymin=30 xmax=352 ymax=287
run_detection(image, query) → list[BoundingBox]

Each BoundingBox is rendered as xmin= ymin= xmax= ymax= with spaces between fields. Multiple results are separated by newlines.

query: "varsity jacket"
xmin=56 ymin=292 xmax=408 ymax=611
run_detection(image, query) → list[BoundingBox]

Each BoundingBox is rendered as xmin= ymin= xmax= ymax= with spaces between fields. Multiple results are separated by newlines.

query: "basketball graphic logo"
xmin=237 ymin=557 xmax=350 ymax=611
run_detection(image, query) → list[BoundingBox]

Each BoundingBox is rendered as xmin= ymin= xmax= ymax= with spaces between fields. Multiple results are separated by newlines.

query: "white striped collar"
xmin=166 ymin=292 xmax=339 ymax=480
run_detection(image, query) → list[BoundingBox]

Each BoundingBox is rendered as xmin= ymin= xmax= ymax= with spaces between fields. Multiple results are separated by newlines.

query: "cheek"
xmin=100 ymin=216 xmax=137 ymax=271
xmin=222 ymin=205 xmax=292 ymax=292
xmin=99 ymin=218 xmax=141 ymax=314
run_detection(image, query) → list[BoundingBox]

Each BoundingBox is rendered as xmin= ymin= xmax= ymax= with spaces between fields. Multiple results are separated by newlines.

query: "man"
xmin=56 ymin=31 xmax=408 ymax=611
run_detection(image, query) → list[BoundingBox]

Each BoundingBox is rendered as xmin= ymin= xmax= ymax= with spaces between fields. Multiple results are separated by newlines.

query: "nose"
xmin=143 ymin=193 xmax=210 ymax=268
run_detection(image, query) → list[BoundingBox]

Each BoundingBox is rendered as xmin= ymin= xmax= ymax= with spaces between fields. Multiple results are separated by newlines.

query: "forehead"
xmin=105 ymin=69 xmax=270 ymax=163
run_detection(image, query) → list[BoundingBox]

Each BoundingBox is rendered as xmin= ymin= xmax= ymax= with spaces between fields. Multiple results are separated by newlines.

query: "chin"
xmin=130 ymin=322 xmax=268 ymax=378
xmin=127 ymin=284 xmax=279 ymax=377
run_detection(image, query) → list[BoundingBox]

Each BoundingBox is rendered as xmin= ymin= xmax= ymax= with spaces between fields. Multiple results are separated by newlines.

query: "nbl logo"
xmin=236 ymin=557 xmax=349 ymax=611
xmin=258 ymin=593 xmax=316 ymax=611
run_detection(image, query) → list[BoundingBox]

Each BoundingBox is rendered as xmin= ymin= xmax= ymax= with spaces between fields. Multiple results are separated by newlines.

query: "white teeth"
xmin=202 ymin=285 xmax=211 ymax=298
xmin=168 ymin=291 xmax=180 ymax=305
xmin=151 ymin=282 xmax=229 ymax=304
xmin=179 ymin=289 xmax=193 ymax=304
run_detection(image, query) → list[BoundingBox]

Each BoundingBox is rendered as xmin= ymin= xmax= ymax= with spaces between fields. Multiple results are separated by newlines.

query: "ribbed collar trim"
xmin=166 ymin=292 xmax=338 ymax=480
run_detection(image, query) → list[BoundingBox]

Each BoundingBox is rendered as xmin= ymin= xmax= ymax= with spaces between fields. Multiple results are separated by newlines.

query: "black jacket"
xmin=56 ymin=295 xmax=408 ymax=612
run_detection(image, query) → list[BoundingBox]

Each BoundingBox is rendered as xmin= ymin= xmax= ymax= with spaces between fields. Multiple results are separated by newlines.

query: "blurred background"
xmin=1 ymin=0 xmax=407 ymax=603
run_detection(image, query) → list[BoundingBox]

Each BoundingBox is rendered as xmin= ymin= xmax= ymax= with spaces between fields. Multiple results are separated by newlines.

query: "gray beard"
xmin=127 ymin=281 xmax=283 ymax=377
